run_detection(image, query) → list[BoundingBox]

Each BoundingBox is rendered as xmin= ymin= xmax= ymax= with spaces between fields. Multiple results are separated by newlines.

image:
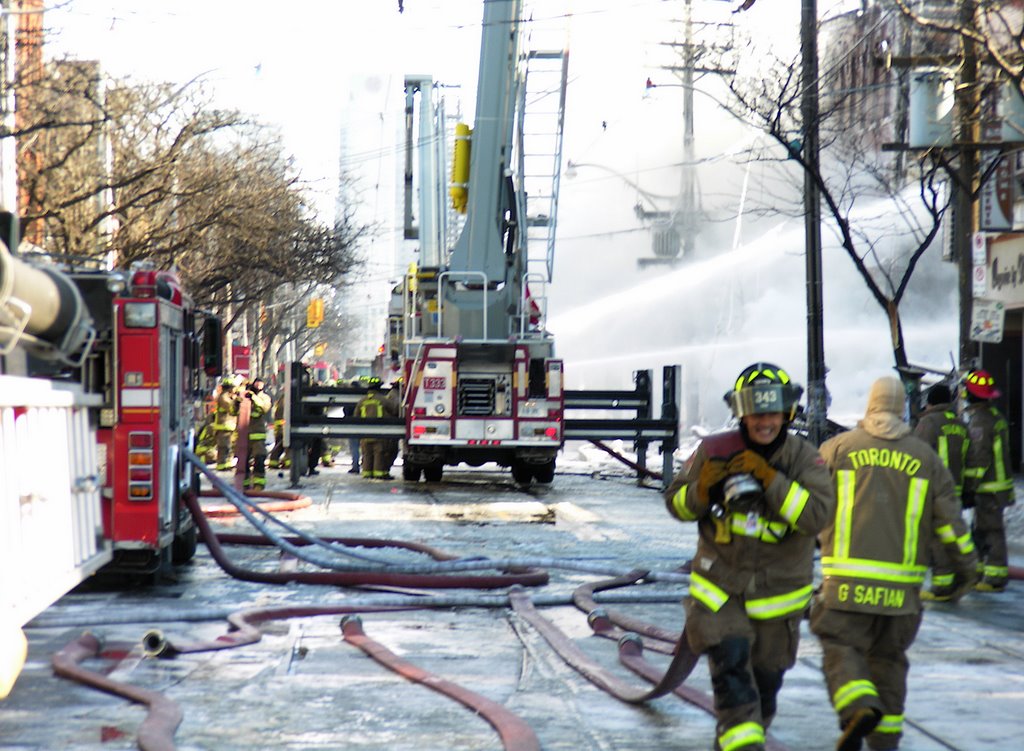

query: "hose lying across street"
xmin=51 ymin=633 xmax=183 ymax=751
xmin=186 ymin=449 xmax=689 ymax=582
xmin=46 ymin=449 xmax=1023 ymax=750
xmin=48 ymin=451 xmax=800 ymax=751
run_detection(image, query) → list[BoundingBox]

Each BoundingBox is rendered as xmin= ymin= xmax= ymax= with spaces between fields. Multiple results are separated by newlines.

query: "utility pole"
xmin=955 ymin=0 xmax=980 ymax=370
xmin=801 ymin=0 xmax=827 ymax=444
xmin=644 ymin=1 xmax=733 ymax=269
xmin=680 ymin=0 xmax=697 ymax=260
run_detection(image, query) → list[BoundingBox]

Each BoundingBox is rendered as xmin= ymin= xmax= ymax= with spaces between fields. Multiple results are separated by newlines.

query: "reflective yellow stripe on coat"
xmin=690 ymin=573 xmax=811 ymax=620
xmin=823 ymin=470 xmax=930 ymax=585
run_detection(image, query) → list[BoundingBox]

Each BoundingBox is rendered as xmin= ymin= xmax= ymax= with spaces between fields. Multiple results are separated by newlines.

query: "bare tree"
xmin=717 ymin=13 xmax=950 ymax=375
xmin=12 ymin=57 xmax=371 ymax=359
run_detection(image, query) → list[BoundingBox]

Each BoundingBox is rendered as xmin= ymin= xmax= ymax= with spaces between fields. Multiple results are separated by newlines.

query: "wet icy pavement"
xmin=4 ymin=462 xmax=1023 ymax=751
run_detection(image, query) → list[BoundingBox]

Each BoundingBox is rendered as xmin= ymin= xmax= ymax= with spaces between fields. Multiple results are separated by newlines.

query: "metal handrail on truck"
xmin=563 ymin=366 xmax=680 ymax=486
xmin=284 ymin=361 xmax=680 ymax=488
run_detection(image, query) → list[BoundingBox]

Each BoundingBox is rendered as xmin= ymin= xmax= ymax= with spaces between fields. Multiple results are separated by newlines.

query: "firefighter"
xmin=663 ymin=362 xmax=835 ymax=751
xmin=267 ymin=394 xmax=290 ymax=469
xmin=961 ymin=368 xmax=1016 ymax=592
xmin=812 ymin=376 xmax=978 ymax=751
xmin=381 ymin=380 xmax=402 ymax=475
xmin=213 ymin=375 xmax=240 ymax=470
xmin=355 ymin=377 xmax=395 ymax=479
xmin=194 ymin=411 xmax=218 ymax=464
xmin=241 ymin=376 xmax=273 ymax=489
xmin=299 ymin=364 xmax=324 ymax=476
xmin=913 ymin=383 xmax=970 ymax=601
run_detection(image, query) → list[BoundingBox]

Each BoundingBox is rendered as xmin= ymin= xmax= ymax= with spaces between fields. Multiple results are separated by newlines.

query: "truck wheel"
xmin=172 ymin=523 xmax=198 ymax=564
xmin=511 ymin=461 xmax=533 ymax=485
xmin=423 ymin=464 xmax=444 ymax=482
xmin=533 ymin=460 xmax=555 ymax=484
xmin=403 ymin=463 xmax=423 ymax=482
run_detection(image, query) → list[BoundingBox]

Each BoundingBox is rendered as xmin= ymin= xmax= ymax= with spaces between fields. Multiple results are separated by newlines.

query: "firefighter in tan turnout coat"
xmin=813 ymin=376 xmax=978 ymax=751
xmin=213 ymin=375 xmax=240 ymax=470
xmin=664 ymin=362 xmax=835 ymax=751
xmin=240 ymin=376 xmax=273 ymax=489
xmin=355 ymin=377 xmax=399 ymax=479
xmin=912 ymin=383 xmax=970 ymax=601
xmin=961 ymin=369 xmax=1016 ymax=592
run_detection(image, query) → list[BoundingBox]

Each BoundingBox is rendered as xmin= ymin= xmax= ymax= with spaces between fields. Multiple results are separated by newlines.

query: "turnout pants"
xmin=972 ymin=495 xmax=1009 ymax=587
xmin=245 ymin=433 xmax=268 ymax=487
xmin=685 ymin=596 xmax=801 ymax=750
xmin=214 ymin=428 xmax=234 ymax=468
xmin=809 ymin=603 xmax=923 ymax=750
xmin=360 ymin=439 xmax=389 ymax=478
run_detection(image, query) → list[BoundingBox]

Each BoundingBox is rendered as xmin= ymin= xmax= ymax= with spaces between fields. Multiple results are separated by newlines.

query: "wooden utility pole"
xmin=802 ymin=0 xmax=827 ymax=444
xmin=955 ymin=0 xmax=980 ymax=370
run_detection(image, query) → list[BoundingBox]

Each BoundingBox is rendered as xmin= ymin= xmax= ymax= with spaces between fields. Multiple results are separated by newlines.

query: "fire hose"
xmin=341 ymin=615 xmax=541 ymax=751
xmin=198 ymin=488 xmax=311 ymax=516
xmin=508 ymin=586 xmax=696 ymax=704
xmin=185 ymin=448 xmax=689 ymax=582
xmin=51 ymin=633 xmax=182 ymax=751
xmin=185 ymin=490 xmax=549 ymax=589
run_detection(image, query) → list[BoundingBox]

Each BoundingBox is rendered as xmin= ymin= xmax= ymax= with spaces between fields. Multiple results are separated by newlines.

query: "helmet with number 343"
xmin=724 ymin=362 xmax=803 ymax=421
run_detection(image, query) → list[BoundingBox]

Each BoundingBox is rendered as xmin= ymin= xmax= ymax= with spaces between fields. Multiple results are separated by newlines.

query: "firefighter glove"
xmin=726 ymin=450 xmax=778 ymax=488
xmin=696 ymin=458 xmax=729 ymax=505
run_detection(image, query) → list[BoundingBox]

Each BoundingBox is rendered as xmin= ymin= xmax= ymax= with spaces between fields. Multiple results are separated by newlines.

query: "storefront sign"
xmin=970 ymin=299 xmax=1005 ymax=343
xmin=984 ymin=236 xmax=1024 ymax=305
xmin=980 ymin=121 xmax=1015 ymax=231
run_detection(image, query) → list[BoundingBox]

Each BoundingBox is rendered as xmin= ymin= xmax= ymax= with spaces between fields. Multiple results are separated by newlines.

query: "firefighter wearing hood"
xmin=664 ymin=362 xmax=835 ymax=751
xmin=813 ymin=376 xmax=978 ymax=751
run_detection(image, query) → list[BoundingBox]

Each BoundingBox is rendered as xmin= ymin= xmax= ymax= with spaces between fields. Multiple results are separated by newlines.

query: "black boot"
xmin=837 ymin=707 xmax=881 ymax=751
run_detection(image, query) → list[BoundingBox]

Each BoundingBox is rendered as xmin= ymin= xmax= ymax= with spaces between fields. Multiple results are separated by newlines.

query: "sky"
xmin=40 ymin=0 xmax=960 ymax=425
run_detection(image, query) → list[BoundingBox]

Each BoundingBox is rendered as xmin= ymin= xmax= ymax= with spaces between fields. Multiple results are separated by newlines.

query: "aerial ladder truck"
xmin=392 ymin=0 xmax=569 ymax=484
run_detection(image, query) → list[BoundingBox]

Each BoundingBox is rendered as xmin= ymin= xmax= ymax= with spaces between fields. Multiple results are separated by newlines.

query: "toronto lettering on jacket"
xmin=846 ymin=448 xmax=922 ymax=475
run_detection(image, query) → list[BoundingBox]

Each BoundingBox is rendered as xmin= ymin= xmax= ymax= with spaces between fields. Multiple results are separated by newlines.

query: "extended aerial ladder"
xmin=386 ymin=0 xmax=568 ymax=484
xmin=284 ymin=0 xmax=680 ymax=486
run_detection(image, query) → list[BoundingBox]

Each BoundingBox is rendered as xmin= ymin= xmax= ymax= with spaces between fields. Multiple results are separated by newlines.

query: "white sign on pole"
xmin=972 ymin=232 xmax=987 ymax=265
xmin=970 ymin=299 xmax=1005 ymax=343
xmin=973 ymin=263 xmax=987 ymax=296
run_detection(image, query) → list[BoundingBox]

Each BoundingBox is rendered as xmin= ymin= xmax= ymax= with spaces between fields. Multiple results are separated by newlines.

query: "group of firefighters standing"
xmin=193 ymin=374 xmax=275 ymax=489
xmin=195 ymin=373 xmax=402 ymax=486
xmin=665 ymin=362 xmax=1012 ymax=751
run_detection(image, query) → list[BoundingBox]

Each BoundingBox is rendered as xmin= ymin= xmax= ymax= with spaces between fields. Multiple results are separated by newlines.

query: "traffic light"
xmin=306 ymin=298 xmax=324 ymax=328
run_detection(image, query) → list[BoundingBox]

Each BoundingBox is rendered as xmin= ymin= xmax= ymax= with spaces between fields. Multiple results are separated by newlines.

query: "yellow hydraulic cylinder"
xmin=450 ymin=122 xmax=471 ymax=214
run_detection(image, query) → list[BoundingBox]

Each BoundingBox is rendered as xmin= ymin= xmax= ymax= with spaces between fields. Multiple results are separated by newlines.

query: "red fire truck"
xmin=391 ymin=1 xmax=568 ymax=484
xmin=3 ymin=246 xmax=223 ymax=697
xmin=7 ymin=256 xmax=221 ymax=578
xmin=81 ymin=265 xmax=218 ymax=574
